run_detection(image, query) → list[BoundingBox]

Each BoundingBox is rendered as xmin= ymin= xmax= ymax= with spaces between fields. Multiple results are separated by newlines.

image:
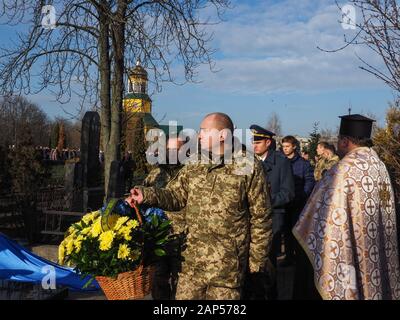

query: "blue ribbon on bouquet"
xmin=100 ymin=199 xmax=169 ymax=225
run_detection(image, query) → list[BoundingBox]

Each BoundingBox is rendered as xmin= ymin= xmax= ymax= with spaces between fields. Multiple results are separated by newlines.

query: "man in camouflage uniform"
xmin=314 ymin=142 xmax=339 ymax=181
xmin=129 ymin=113 xmax=272 ymax=300
xmin=143 ymin=137 xmax=186 ymax=300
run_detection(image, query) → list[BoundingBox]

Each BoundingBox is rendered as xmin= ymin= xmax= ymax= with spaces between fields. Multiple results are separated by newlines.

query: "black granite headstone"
xmin=64 ymin=112 xmax=101 ymax=212
xmin=64 ymin=161 xmax=83 ymax=212
xmin=81 ymin=112 xmax=101 ymax=190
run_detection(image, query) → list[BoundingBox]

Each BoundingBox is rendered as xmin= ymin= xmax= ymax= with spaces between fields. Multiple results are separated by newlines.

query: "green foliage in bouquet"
xmin=58 ymin=208 xmax=171 ymax=283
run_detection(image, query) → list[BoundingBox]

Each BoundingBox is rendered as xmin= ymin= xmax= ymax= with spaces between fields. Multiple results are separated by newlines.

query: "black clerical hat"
xmin=339 ymin=114 xmax=375 ymax=139
xmin=250 ymin=125 xmax=275 ymax=141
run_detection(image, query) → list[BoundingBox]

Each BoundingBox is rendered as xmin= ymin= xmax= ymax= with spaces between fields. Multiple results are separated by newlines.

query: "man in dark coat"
xmin=281 ymin=136 xmax=315 ymax=265
xmin=248 ymin=125 xmax=295 ymax=299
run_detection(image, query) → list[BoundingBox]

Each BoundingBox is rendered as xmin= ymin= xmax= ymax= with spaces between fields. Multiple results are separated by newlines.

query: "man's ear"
xmin=220 ymin=128 xmax=231 ymax=143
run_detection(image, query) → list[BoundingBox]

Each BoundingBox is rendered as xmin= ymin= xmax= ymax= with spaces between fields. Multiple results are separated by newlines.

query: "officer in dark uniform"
xmin=249 ymin=124 xmax=295 ymax=299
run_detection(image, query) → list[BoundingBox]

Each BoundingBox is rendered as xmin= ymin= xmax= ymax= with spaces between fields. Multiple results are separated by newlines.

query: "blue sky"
xmin=0 ymin=0 xmax=396 ymax=136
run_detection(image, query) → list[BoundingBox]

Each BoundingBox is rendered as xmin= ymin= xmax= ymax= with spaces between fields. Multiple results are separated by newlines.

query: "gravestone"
xmin=81 ymin=112 xmax=101 ymax=190
xmin=64 ymin=161 xmax=83 ymax=212
xmin=81 ymin=112 xmax=101 ymax=212
xmin=64 ymin=112 xmax=101 ymax=212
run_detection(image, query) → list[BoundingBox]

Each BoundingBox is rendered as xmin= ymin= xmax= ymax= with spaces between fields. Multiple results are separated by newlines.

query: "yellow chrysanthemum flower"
xmin=114 ymin=216 xmax=130 ymax=231
xmin=66 ymin=225 xmax=79 ymax=238
xmin=117 ymin=244 xmax=131 ymax=260
xmin=74 ymin=235 xmax=84 ymax=253
xmin=66 ymin=239 xmax=74 ymax=255
xmin=82 ymin=211 xmax=100 ymax=225
xmin=81 ymin=227 xmax=91 ymax=236
xmin=58 ymin=244 xmax=65 ymax=265
xmin=67 ymin=226 xmax=75 ymax=235
xmin=90 ymin=219 xmax=102 ymax=238
xmin=99 ymin=230 xmax=115 ymax=251
xmin=63 ymin=234 xmax=76 ymax=248
xmin=126 ymin=219 xmax=139 ymax=230
xmin=118 ymin=226 xmax=132 ymax=241
xmin=74 ymin=242 xmax=82 ymax=253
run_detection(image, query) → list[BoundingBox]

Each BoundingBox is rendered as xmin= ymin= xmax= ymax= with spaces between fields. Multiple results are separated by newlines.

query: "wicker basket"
xmin=96 ymin=201 xmax=154 ymax=300
xmin=96 ymin=264 xmax=155 ymax=300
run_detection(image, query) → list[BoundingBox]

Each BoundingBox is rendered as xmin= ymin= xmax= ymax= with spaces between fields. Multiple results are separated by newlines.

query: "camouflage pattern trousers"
xmin=175 ymin=269 xmax=241 ymax=300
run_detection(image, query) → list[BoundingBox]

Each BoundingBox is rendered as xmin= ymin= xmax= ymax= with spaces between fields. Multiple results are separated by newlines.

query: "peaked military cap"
xmin=250 ymin=125 xmax=276 ymax=141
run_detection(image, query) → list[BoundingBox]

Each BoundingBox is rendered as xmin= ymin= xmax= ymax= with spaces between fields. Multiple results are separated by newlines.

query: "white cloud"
xmin=197 ymin=0 xmax=387 ymax=94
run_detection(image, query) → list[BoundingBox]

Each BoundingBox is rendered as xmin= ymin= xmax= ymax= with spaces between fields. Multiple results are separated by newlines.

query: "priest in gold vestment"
xmin=294 ymin=114 xmax=400 ymax=300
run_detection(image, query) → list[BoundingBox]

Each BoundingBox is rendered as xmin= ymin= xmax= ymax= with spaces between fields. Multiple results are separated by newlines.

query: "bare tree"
xmin=0 ymin=0 xmax=230 ymax=197
xmin=0 ymin=96 xmax=51 ymax=147
xmin=64 ymin=120 xmax=82 ymax=149
xmin=266 ymin=112 xmax=282 ymax=136
xmin=320 ymin=126 xmax=341 ymax=145
xmin=320 ymin=1 xmax=400 ymax=94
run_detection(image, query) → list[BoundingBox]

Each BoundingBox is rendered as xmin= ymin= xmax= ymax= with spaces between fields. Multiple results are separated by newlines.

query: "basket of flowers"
xmin=58 ymin=198 xmax=171 ymax=300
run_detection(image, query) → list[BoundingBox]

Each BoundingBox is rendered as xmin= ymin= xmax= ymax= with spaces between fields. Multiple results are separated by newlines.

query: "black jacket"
xmin=261 ymin=150 xmax=295 ymax=215
xmin=289 ymin=152 xmax=315 ymax=206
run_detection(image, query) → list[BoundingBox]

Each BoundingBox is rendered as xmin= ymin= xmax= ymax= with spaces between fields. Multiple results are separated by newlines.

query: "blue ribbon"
xmin=0 ymin=233 xmax=99 ymax=292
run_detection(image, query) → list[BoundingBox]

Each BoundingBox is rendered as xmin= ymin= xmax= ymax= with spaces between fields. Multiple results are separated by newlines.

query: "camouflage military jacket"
xmin=314 ymin=155 xmax=340 ymax=181
xmin=137 ymin=152 xmax=272 ymax=287
xmin=143 ymin=164 xmax=186 ymax=234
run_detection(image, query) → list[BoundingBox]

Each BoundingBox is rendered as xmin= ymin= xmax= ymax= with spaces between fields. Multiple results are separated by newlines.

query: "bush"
xmin=373 ymin=103 xmax=400 ymax=255
xmin=373 ymin=103 xmax=400 ymax=203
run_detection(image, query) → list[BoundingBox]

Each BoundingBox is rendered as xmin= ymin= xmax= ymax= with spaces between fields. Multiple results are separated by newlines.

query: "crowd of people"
xmin=31 ymin=147 xmax=108 ymax=164
xmin=33 ymin=146 xmax=80 ymax=161
xmin=125 ymin=112 xmax=400 ymax=300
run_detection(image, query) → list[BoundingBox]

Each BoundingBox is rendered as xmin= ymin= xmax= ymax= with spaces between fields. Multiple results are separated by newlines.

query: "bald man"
xmin=128 ymin=113 xmax=272 ymax=300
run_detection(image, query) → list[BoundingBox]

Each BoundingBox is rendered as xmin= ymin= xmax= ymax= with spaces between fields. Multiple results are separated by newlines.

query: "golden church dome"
xmin=128 ymin=60 xmax=148 ymax=80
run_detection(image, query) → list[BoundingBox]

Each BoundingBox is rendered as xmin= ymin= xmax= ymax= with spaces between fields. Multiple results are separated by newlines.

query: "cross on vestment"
xmin=330 ymin=243 xmax=338 ymax=256
xmin=368 ymin=223 xmax=377 ymax=238
xmin=322 ymin=276 xmax=334 ymax=289
xmin=367 ymin=199 xmax=375 ymax=214
xmin=334 ymin=210 xmax=343 ymax=222
xmin=318 ymin=222 xmax=326 ymax=235
xmin=308 ymin=236 xmax=316 ymax=248
xmin=364 ymin=177 xmax=374 ymax=191
xmin=345 ymin=180 xmax=355 ymax=193
xmin=385 ymin=241 xmax=392 ymax=256
xmin=315 ymin=255 xmax=322 ymax=268
xmin=371 ymin=246 xmax=379 ymax=261
xmin=379 ymin=182 xmax=391 ymax=210
xmin=338 ymin=264 xmax=346 ymax=279
xmin=372 ymin=269 xmax=381 ymax=284
xmin=387 ymin=221 xmax=393 ymax=234
xmin=356 ymin=160 xmax=368 ymax=170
